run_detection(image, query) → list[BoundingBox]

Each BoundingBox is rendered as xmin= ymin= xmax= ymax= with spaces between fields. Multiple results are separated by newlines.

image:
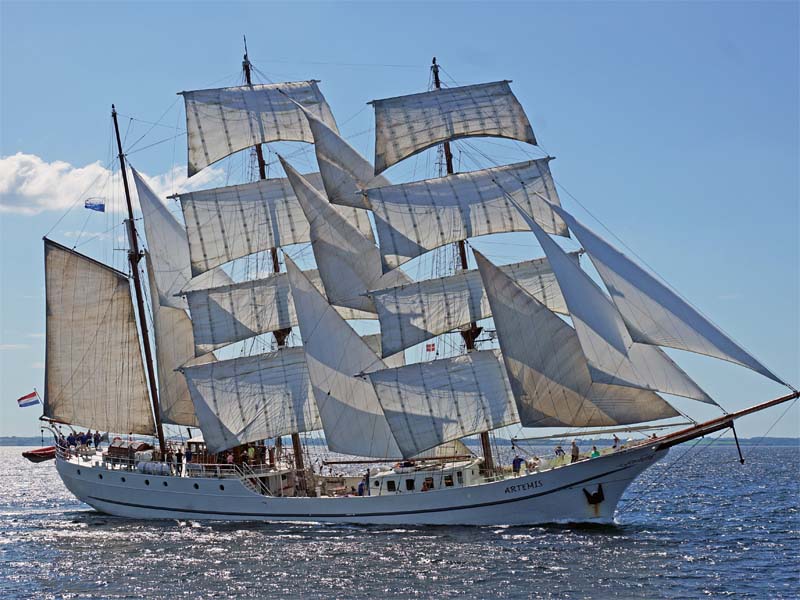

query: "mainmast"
xmin=241 ymin=39 xmax=305 ymax=483
xmin=111 ymin=105 xmax=167 ymax=453
xmin=431 ymin=58 xmax=494 ymax=473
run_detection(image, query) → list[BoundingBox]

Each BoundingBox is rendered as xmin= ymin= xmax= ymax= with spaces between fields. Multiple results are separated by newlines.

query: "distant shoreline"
xmin=2 ymin=435 xmax=797 ymax=448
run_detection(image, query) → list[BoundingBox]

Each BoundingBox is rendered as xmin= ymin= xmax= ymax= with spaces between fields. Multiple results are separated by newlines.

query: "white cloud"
xmin=31 ymin=362 xmax=45 ymax=369
xmin=26 ymin=333 xmax=45 ymax=339
xmin=0 ymin=152 xmax=225 ymax=216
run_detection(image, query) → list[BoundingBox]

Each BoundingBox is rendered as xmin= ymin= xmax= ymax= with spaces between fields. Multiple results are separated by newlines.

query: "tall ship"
xmin=34 ymin=47 xmax=797 ymax=525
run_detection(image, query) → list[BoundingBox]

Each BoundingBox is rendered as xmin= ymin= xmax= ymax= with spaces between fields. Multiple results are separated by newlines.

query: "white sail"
xmin=297 ymin=101 xmax=389 ymax=209
xmin=144 ymin=254 xmax=202 ymax=427
xmin=366 ymin=159 xmax=567 ymax=271
xmin=371 ymin=81 xmax=536 ymax=174
xmin=550 ymin=205 xmax=787 ymax=386
xmin=180 ymin=347 xmax=321 ymax=454
xmin=44 ymin=240 xmax=155 ymax=435
xmin=178 ymin=172 xmax=374 ymax=276
xmin=181 ymin=80 xmax=338 ymax=176
xmin=361 ymin=333 xmax=406 ymax=369
xmin=132 ymin=168 xmax=192 ymax=309
xmin=184 ymin=269 xmax=376 ymax=355
xmin=281 ymin=157 xmax=411 ymax=313
xmin=518 ymin=208 xmax=715 ymax=404
xmin=368 ymin=350 xmax=519 ymax=458
xmin=369 ymin=254 xmax=573 ymax=357
xmin=475 ymin=251 xmax=680 ymax=427
xmin=285 ymin=257 xmax=402 ymax=458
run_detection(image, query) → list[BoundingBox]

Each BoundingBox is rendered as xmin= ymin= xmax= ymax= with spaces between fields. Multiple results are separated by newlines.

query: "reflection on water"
xmin=0 ymin=445 xmax=797 ymax=598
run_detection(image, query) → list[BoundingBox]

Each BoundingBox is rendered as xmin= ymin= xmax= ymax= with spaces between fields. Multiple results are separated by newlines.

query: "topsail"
xmin=181 ymin=80 xmax=338 ymax=176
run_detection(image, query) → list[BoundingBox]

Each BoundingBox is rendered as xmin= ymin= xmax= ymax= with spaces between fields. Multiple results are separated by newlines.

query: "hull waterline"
xmin=55 ymin=445 xmax=666 ymax=526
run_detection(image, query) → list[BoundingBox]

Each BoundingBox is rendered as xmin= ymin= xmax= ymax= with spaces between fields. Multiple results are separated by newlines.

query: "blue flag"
xmin=84 ymin=199 xmax=105 ymax=212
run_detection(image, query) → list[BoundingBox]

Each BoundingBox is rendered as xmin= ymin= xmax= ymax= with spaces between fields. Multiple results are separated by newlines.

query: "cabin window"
xmin=386 ymin=480 xmax=397 ymax=492
xmin=444 ymin=475 xmax=454 ymax=487
xmin=423 ymin=477 xmax=434 ymax=491
xmin=456 ymin=471 xmax=463 ymax=484
xmin=405 ymin=479 xmax=415 ymax=491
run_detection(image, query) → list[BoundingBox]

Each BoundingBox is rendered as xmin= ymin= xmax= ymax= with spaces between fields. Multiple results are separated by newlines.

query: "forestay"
xmin=145 ymin=255 xmax=204 ymax=427
xmin=550 ymin=205 xmax=787 ymax=386
xmin=281 ymin=157 xmax=410 ymax=314
xmin=475 ymin=251 xmax=679 ymax=427
xmin=297 ymin=101 xmax=389 ymax=209
xmin=518 ymin=208 xmax=715 ymax=404
xmin=369 ymin=253 xmax=574 ymax=357
xmin=181 ymin=347 xmax=320 ymax=454
xmin=366 ymin=159 xmax=567 ymax=271
xmin=181 ymin=80 xmax=338 ymax=176
xmin=184 ymin=269 xmax=376 ymax=356
xmin=371 ymin=81 xmax=536 ymax=174
xmin=368 ymin=350 xmax=519 ymax=458
xmin=285 ymin=258 xmax=402 ymax=458
xmin=43 ymin=240 xmax=155 ymax=435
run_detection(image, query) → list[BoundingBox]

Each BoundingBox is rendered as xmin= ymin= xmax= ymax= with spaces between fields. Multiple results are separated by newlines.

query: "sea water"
xmin=0 ymin=444 xmax=797 ymax=598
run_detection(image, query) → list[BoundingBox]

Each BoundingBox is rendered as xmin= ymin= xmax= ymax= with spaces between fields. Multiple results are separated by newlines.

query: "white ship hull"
xmin=55 ymin=444 xmax=666 ymax=526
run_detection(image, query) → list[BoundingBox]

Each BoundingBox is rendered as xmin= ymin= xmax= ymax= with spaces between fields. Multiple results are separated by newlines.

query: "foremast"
xmin=111 ymin=105 xmax=167 ymax=453
xmin=241 ymin=40 xmax=306 ymax=483
xmin=431 ymin=57 xmax=494 ymax=474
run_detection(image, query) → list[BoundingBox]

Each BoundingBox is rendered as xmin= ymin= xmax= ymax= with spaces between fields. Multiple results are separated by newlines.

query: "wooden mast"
xmin=431 ymin=58 xmax=494 ymax=473
xmin=241 ymin=40 xmax=306 ymax=487
xmin=111 ymin=105 xmax=167 ymax=454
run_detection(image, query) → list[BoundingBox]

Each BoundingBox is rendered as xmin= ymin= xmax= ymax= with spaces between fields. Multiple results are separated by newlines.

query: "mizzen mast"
xmin=111 ymin=104 xmax=167 ymax=453
xmin=431 ymin=57 xmax=493 ymax=473
xmin=241 ymin=39 xmax=305 ymax=482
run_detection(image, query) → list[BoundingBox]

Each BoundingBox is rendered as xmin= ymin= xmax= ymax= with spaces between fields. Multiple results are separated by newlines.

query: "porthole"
xmin=121 ymin=477 xmax=126 ymax=483
xmin=98 ymin=473 xmax=103 ymax=480
xmin=162 ymin=481 xmax=168 ymax=487
xmin=76 ymin=469 xmax=81 ymax=475
xmin=145 ymin=479 xmax=150 ymax=486
xmin=219 ymin=484 xmax=225 ymax=491
xmin=193 ymin=483 xmax=199 ymax=490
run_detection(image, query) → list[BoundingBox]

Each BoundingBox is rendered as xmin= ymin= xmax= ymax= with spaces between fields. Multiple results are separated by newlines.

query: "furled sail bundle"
xmin=145 ymin=255 xmax=205 ymax=427
xmin=285 ymin=257 xmax=402 ymax=458
xmin=178 ymin=172 xmax=374 ymax=276
xmin=369 ymin=253 xmax=575 ymax=357
xmin=368 ymin=350 xmax=519 ymax=458
xmin=296 ymin=101 xmax=389 ymax=209
xmin=280 ymin=157 xmax=410 ymax=313
xmin=43 ymin=240 xmax=155 ymax=435
xmin=366 ymin=159 xmax=568 ymax=271
xmin=517 ymin=208 xmax=715 ymax=404
xmin=181 ymin=80 xmax=338 ymax=176
xmin=548 ymin=205 xmax=787 ymax=385
xmin=371 ymin=81 xmax=536 ymax=174
xmin=180 ymin=347 xmax=320 ymax=454
xmin=474 ymin=251 xmax=680 ymax=427
xmin=184 ymin=269 xmax=376 ymax=356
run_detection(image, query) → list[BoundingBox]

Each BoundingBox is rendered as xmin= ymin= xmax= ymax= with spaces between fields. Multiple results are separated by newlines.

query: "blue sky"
xmin=1 ymin=1 xmax=798 ymax=438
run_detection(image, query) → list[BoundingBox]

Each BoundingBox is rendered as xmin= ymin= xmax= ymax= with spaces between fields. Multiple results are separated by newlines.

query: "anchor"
xmin=583 ymin=484 xmax=605 ymax=505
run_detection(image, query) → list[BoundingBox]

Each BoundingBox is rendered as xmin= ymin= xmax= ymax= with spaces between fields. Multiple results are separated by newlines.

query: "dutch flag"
xmin=17 ymin=391 xmax=40 ymax=408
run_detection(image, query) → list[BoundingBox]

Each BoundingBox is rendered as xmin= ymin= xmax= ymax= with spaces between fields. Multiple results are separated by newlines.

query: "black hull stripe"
xmin=84 ymin=462 xmax=641 ymax=519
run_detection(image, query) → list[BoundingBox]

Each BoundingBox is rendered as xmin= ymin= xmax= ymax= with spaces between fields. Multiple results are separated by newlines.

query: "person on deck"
xmin=612 ymin=434 xmax=620 ymax=451
xmin=226 ymin=451 xmax=234 ymax=466
xmin=176 ymin=448 xmax=184 ymax=475
xmin=512 ymin=455 xmax=525 ymax=477
xmin=357 ymin=478 xmax=366 ymax=497
xmin=554 ymin=445 xmax=565 ymax=458
xmin=527 ymin=456 xmax=541 ymax=472
xmin=570 ymin=440 xmax=580 ymax=463
xmin=67 ymin=433 xmax=76 ymax=449
xmin=247 ymin=445 xmax=255 ymax=465
xmin=590 ymin=446 xmax=600 ymax=458
xmin=185 ymin=447 xmax=193 ymax=464
xmin=93 ymin=431 xmax=101 ymax=449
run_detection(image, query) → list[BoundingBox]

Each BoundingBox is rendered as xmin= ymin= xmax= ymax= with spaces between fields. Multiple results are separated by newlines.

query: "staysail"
xmin=180 ymin=347 xmax=321 ymax=454
xmin=285 ymin=257 xmax=402 ymax=458
xmin=369 ymin=254 xmax=574 ymax=357
xmin=281 ymin=157 xmax=410 ymax=313
xmin=178 ymin=172 xmax=374 ymax=276
xmin=475 ymin=251 xmax=680 ymax=427
xmin=181 ymin=80 xmax=338 ymax=176
xmin=371 ymin=81 xmax=536 ymax=174
xmin=366 ymin=159 xmax=567 ymax=271
xmin=517 ymin=208 xmax=715 ymax=404
xmin=549 ymin=205 xmax=787 ymax=386
xmin=43 ymin=239 xmax=155 ymax=435
xmin=368 ymin=350 xmax=519 ymax=458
